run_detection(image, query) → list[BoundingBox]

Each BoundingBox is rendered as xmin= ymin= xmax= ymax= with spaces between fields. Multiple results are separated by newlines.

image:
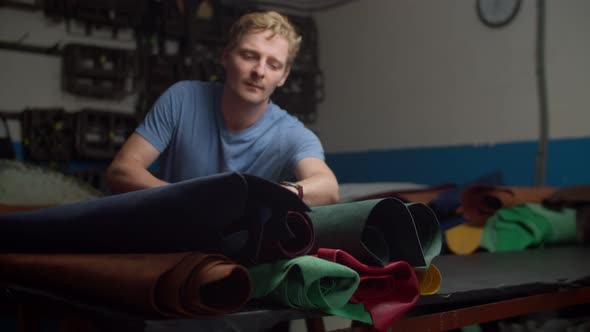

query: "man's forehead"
xmin=237 ymin=30 xmax=289 ymax=61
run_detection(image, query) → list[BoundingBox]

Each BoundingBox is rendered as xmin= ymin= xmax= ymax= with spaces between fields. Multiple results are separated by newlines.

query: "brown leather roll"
xmin=460 ymin=185 xmax=557 ymax=219
xmin=0 ymin=252 xmax=251 ymax=317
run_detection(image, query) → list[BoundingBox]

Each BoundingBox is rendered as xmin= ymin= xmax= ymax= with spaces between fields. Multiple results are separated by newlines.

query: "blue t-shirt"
xmin=136 ymin=81 xmax=324 ymax=183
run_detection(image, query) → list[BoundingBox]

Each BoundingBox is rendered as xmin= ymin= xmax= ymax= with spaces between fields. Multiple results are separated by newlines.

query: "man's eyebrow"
xmin=266 ymin=55 xmax=285 ymax=67
xmin=238 ymin=47 xmax=257 ymax=54
xmin=238 ymin=47 xmax=285 ymax=67
xmin=268 ymin=57 xmax=284 ymax=67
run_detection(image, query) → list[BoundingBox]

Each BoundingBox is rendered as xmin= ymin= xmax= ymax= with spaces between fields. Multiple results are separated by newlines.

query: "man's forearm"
xmin=107 ymin=164 xmax=169 ymax=194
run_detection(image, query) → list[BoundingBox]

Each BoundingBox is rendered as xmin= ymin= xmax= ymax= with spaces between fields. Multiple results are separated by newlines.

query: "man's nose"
xmin=251 ymin=61 xmax=266 ymax=78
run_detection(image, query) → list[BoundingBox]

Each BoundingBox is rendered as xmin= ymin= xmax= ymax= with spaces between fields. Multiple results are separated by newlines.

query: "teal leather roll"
xmin=308 ymin=198 xmax=441 ymax=268
xmin=406 ymin=203 xmax=442 ymax=268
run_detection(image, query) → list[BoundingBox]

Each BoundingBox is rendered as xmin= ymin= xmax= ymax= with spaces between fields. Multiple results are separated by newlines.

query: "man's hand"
xmin=291 ymin=157 xmax=339 ymax=207
xmin=281 ymin=183 xmax=301 ymax=197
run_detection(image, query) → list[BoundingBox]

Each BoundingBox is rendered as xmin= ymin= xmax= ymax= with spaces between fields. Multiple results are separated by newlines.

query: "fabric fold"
xmin=414 ymin=263 xmax=442 ymax=295
xmin=249 ymin=255 xmax=360 ymax=312
xmin=309 ymin=198 xmax=441 ymax=268
xmin=405 ymin=203 xmax=442 ymax=267
xmin=429 ymin=171 xmax=504 ymax=231
xmin=480 ymin=204 xmax=576 ymax=252
xmin=258 ymin=211 xmax=315 ymax=261
xmin=316 ymin=248 xmax=421 ymax=332
xmin=445 ymin=219 xmax=487 ymax=255
xmin=0 ymin=252 xmax=251 ymax=317
xmin=460 ymin=185 xmax=557 ymax=219
xmin=0 ymin=172 xmax=311 ymax=265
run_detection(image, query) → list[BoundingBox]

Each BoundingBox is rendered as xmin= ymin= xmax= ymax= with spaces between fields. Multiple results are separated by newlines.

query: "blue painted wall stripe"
xmin=326 ymin=137 xmax=590 ymax=187
xmin=9 ymin=137 xmax=590 ymax=187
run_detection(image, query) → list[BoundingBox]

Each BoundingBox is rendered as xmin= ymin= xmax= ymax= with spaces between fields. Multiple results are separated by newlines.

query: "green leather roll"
xmin=308 ymin=198 xmax=441 ymax=268
xmin=249 ymin=255 xmax=359 ymax=313
xmin=406 ymin=203 xmax=442 ymax=268
xmin=481 ymin=204 xmax=576 ymax=252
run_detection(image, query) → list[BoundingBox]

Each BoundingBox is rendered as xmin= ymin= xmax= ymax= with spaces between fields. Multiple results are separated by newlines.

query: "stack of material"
xmin=0 ymin=170 xmax=443 ymax=330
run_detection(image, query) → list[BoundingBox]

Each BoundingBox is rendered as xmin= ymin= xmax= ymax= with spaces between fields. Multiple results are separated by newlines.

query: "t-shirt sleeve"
xmin=286 ymin=123 xmax=325 ymax=171
xmin=135 ymin=81 xmax=185 ymax=152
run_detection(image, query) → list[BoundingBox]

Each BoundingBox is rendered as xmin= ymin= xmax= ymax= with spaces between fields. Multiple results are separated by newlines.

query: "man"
xmin=107 ymin=11 xmax=339 ymax=207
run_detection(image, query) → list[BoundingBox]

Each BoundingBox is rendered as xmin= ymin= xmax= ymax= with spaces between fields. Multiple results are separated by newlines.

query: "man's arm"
xmin=107 ymin=133 xmax=169 ymax=193
xmin=286 ymin=157 xmax=339 ymax=207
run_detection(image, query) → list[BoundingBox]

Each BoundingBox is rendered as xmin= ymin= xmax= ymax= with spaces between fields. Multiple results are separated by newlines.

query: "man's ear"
xmin=277 ymin=68 xmax=290 ymax=87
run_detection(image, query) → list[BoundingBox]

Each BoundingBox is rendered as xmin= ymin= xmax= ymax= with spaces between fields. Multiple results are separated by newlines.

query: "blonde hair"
xmin=226 ymin=11 xmax=302 ymax=69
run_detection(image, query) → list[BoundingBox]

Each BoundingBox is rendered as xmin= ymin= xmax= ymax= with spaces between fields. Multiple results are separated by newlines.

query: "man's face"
xmin=222 ymin=30 xmax=290 ymax=106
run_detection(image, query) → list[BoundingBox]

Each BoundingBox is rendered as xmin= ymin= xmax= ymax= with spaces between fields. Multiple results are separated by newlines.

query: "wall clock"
xmin=477 ymin=0 xmax=521 ymax=28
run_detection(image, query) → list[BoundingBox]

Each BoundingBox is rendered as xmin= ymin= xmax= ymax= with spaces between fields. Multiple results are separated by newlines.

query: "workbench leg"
xmin=16 ymin=304 xmax=40 ymax=332
xmin=306 ymin=317 xmax=326 ymax=332
xmin=59 ymin=316 xmax=101 ymax=332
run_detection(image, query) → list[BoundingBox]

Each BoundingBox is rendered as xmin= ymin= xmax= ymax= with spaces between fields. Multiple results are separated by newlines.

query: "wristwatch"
xmin=281 ymin=181 xmax=304 ymax=200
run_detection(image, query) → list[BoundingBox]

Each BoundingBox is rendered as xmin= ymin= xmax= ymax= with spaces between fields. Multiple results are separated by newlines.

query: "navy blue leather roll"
xmin=0 ymin=172 xmax=309 ymax=265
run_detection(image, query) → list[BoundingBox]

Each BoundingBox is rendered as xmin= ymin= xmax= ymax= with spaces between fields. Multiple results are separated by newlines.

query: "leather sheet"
xmin=429 ymin=171 xmax=504 ymax=232
xmin=316 ymin=248 xmax=420 ymax=332
xmin=0 ymin=172 xmax=310 ymax=265
xmin=308 ymin=198 xmax=441 ymax=268
xmin=414 ymin=263 xmax=442 ymax=295
xmin=480 ymin=204 xmax=576 ymax=252
xmin=257 ymin=211 xmax=315 ymax=261
xmin=248 ymin=255 xmax=359 ymax=312
xmin=0 ymin=252 xmax=250 ymax=317
xmin=460 ymin=185 xmax=557 ymax=219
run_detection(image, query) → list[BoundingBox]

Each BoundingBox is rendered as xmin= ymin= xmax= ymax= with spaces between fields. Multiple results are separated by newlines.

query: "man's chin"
xmin=238 ymin=92 xmax=269 ymax=106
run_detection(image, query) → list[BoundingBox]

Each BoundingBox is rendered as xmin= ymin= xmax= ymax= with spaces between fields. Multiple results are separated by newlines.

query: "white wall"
xmin=545 ymin=1 xmax=590 ymax=138
xmin=312 ymin=0 xmax=590 ymax=153
xmin=0 ymin=9 xmax=137 ymax=113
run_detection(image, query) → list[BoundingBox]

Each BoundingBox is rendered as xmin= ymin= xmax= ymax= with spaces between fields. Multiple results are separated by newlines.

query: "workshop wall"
xmin=0 ymin=9 xmax=137 ymax=112
xmin=314 ymin=0 xmax=590 ymax=186
xmin=1 ymin=1 xmax=589 ymax=186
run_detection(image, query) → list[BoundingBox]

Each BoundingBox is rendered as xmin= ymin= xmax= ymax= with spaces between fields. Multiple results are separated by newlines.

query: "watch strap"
xmin=281 ymin=181 xmax=303 ymax=200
